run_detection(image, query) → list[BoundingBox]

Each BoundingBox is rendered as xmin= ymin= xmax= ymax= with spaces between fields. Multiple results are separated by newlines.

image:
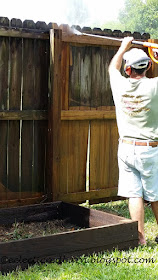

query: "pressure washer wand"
xmin=131 ymin=40 xmax=158 ymax=49
xmin=80 ymin=32 xmax=158 ymax=63
xmin=81 ymin=32 xmax=157 ymax=48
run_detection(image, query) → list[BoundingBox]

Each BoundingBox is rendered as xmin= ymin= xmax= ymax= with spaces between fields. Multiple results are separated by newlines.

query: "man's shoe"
xmin=155 ymin=236 xmax=158 ymax=243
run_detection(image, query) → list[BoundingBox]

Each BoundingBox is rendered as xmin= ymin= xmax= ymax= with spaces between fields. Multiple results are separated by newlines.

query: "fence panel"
xmin=57 ymin=33 xmax=119 ymax=203
xmin=0 ymin=19 xmax=49 ymax=207
xmin=57 ymin=26 xmax=151 ymax=204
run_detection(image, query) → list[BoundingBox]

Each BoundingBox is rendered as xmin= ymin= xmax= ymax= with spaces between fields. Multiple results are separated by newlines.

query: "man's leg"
xmin=151 ymin=201 xmax=158 ymax=223
xmin=128 ymin=197 xmax=146 ymax=245
xmin=150 ymin=201 xmax=158 ymax=243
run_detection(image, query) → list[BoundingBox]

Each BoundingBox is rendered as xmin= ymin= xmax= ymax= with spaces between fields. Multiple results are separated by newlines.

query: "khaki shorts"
xmin=118 ymin=140 xmax=158 ymax=202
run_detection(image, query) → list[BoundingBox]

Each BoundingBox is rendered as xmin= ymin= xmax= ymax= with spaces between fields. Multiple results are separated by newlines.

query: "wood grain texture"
xmin=8 ymin=21 xmax=22 ymax=193
xmin=21 ymin=21 xmax=35 ymax=192
xmin=0 ymin=18 xmax=9 ymax=196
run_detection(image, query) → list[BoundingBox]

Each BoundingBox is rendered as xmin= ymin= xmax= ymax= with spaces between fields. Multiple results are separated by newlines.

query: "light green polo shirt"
xmin=109 ymin=69 xmax=158 ymax=140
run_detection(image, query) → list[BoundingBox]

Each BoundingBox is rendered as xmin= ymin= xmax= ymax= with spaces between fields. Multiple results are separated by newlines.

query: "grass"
xmin=0 ymin=200 xmax=158 ymax=280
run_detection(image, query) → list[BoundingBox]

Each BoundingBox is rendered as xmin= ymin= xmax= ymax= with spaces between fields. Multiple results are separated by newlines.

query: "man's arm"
xmin=108 ymin=37 xmax=134 ymax=72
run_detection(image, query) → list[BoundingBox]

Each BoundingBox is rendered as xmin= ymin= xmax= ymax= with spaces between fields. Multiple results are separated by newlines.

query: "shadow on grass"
xmin=144 ymin=203 xmax=155 ymax=223
xmin=146 ymin=239 xmax=157 ymax=248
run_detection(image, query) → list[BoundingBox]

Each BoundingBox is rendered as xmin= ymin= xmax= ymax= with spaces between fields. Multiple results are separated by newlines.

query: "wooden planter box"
xmin=0 ymin=201 xmax=138 ymax=273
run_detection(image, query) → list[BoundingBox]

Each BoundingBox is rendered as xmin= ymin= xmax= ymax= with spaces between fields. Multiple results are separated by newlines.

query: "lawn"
xmin=0 ymin=200 xmax=158 ymax=280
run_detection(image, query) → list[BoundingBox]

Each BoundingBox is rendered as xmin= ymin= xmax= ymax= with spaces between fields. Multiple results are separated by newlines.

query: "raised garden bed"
xmin=0 ymin=201 xmax=138 ymax=273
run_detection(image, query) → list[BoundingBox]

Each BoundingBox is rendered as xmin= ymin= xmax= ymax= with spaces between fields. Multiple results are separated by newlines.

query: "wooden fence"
xmin=0 ymin=17 xmax=156 ymax=207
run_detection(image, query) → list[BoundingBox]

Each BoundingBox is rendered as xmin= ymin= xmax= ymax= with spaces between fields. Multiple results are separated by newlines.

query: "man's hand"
xmin=120 ymin=37 xmax=134 ymax=53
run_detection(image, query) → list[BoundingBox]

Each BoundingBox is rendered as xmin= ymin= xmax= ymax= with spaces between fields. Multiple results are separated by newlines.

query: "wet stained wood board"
xmin=0 ymin=201 xmax=138 ymax=273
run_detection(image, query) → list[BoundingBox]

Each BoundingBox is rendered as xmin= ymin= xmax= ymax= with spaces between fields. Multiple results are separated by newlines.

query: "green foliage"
xmin=119 ymin=0 xmax=158 ymax=38
xmin=101 ymin=20 xmax=126 ymax=33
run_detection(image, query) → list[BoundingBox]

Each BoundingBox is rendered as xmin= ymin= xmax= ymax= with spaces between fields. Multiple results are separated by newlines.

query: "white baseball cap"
xmin=123 ymin=48 xmax=150 ymax=69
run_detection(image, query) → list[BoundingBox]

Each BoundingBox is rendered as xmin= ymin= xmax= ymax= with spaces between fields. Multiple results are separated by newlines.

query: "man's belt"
xmin=121 ymin=139 xmax=158 ymax=147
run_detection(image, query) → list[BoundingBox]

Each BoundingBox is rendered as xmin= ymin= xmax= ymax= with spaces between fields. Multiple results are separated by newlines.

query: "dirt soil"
xmin=0 ymin=219 xmax=82 ymax=242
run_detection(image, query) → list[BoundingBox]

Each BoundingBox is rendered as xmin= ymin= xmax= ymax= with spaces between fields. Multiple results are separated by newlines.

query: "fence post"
xmin=47 ymin=28 xmax=62 ymax=201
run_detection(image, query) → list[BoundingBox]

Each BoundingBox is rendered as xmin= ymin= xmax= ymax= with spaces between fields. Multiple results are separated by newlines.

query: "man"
xmin=108 ymin=37 xmax=158 ymax=245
